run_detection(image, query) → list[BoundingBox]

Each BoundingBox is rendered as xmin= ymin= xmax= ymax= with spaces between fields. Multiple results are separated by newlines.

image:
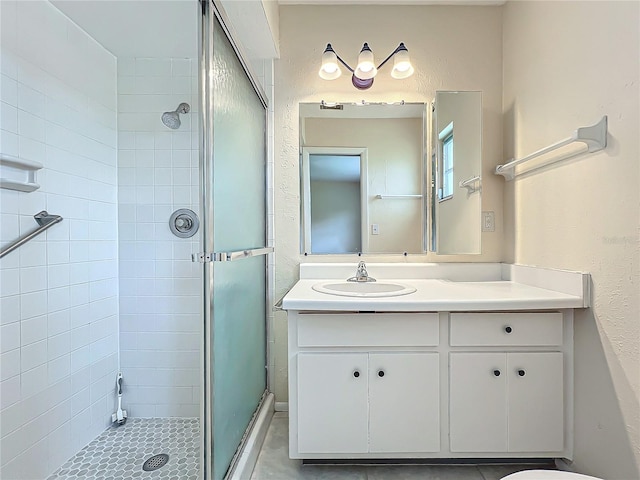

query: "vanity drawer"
xmin=450 ymin=313 xmax=562 ymax=347
xmin=297 ymin=313 xmax=439 ymax=347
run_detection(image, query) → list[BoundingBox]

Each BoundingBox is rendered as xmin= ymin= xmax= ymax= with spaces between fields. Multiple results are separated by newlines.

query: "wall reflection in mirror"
xmin=300 ymin=102 xmax=426 ymax=254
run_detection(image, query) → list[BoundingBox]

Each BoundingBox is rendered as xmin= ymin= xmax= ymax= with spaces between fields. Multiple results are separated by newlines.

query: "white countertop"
xmin=281 ymin=263 xmax=590 ymax=312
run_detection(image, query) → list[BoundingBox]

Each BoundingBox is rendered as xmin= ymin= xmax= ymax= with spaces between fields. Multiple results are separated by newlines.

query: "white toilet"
xmin=501 ymin=470 xmax=604 ymax=480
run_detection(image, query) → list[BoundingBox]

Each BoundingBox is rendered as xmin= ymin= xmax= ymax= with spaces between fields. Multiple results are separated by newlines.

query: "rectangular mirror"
xmin=432 ymin=91 xmax=482 ymax=255
xmin=299 ymin=102 xmax=427 ymax=255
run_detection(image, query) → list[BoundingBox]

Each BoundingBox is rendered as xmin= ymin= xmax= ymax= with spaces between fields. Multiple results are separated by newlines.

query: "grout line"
xmin=477 ymin=464 xmax=489 ymax=480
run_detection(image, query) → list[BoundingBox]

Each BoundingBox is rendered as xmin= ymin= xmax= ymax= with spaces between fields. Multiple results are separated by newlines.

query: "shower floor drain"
xmin=142 ymin=453 xmax=169 ymax=471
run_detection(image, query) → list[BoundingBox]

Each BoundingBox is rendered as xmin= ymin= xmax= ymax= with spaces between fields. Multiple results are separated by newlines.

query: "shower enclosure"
xmin=200 ymin=3 xmax=271 ymax=480
xmin=0 ymin=0 xmax=271 ymax=478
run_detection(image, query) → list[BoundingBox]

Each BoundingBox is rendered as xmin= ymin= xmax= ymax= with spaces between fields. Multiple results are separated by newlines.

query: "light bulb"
xmin=354 ymin=43 xmax=377 ymax=81
xmin=319 ymin=44 xmax=342 ymax=80
xmin=323 ymin=63 xmax=337 ymax=73
xmin=391 ymin=43 xmax=414 ymax=80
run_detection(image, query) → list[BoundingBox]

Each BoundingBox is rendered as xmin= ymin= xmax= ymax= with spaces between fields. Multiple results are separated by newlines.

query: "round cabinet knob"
xmin=493 ymin=369 xmax=501 ymax=377
xmin=353 ymin=371 xmax=360 ymax=378
xmin=504 ymin=326 xmax=513 ymax=334
xmin=518 ymin=369 xmax=526 ymax=377
xmin=378 ymin=370 xmax=385 ymax=378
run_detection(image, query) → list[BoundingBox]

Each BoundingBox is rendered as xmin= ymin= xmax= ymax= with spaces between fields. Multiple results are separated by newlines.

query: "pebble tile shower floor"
xmin=47 ymin=418 xmax=199 ymax=480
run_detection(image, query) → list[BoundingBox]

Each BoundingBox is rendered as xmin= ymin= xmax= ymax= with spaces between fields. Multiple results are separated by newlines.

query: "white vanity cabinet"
xmin=368 ymin=352 xmax=440 ymax=453
xmin=289 ymin=312 xmax=441 ymax=458
xmin=449 ymin=312 xmax=566 ymax=454
xmin=288 ymin=309 xmax=573 ymax=460
xmin=297 ymin=351 xmax=440 ymax=454
xmin=297 ymin=352 xmax=369 ymax=454
xmin=283 ymin=262 xmax=586 ymax=461
xmin=450 ymin=351 xmax=564 ymax=453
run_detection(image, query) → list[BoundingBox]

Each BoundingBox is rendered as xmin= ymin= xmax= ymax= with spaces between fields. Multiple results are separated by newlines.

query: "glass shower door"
xmin=201 ymin=4 xmax=269 ymax=480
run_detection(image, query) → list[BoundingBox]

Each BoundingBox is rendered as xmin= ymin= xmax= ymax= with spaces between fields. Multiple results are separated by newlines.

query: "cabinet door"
xmin=508 ymin=352 xmax=564 ymax=452
xmin=450 ymin=353 xmax=507 ymax=452
xmin=297 ymin=353 xmax=368 ymax=453
xmin=369 ymin=353 xmax=440 ymax=453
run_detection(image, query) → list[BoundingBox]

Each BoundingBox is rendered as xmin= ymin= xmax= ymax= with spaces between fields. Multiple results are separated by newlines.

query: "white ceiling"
xmin=51 ymin=0 xmax=279 ymax=60
xmin=51 ymin=0 xmax=199 ymax=58
xmin=51 ymin=0 xmax=504 ymax=60
xmin=279 ymin=0 xmax=505 ymax=4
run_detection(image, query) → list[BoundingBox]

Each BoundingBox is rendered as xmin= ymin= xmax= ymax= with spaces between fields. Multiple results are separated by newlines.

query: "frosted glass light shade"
xmin=391 ymin=45 xmax=414 ymax=79
xmin=319 ymin=45 xmax=342 ymax=80
xmin=354 ymin=43 xmax=377 ymax=80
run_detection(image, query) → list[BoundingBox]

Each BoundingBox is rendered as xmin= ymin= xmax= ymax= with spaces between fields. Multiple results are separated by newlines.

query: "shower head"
xmin=161 ymin=102 xmax=190 ymax=129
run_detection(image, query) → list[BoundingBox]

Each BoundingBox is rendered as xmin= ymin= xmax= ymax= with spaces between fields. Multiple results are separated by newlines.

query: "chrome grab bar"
xmin=192 ymin=246 xmax=274 ymax=263
xmin=0 ymin=211 xmax=63 ymax=259
xmin=375 ymin=194 xmax=423 ymax=199
xmin=224 ymin=247 xmax=273 ymax=262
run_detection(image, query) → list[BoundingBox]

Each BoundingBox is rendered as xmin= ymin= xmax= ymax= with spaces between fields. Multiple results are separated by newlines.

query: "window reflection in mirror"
xmin=299 ymin=103 xmax=426 ymax=255
xmin=439 ymin=122 xmax=455 ymax=201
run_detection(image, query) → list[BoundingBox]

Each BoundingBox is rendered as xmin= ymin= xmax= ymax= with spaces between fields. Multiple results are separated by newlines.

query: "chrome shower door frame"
xmin=199 ymin=1 xmax=271 ymax=479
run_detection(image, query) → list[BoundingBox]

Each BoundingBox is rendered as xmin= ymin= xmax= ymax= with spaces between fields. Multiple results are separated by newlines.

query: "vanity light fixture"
xmin=319 ymin=42 xmax=415 ymax=90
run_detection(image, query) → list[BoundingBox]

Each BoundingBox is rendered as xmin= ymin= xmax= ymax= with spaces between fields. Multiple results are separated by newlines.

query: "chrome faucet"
xmin=347 ymin=261 xmax=376 ymax=283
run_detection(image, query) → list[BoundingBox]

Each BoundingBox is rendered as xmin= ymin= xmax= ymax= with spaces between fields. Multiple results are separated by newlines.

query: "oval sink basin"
xmin=312 ymin=281 xmax=417 ymax=298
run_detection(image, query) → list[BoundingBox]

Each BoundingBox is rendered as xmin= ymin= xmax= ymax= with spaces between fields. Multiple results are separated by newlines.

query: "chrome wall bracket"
xmin=0 ymin=211 xmax=63 ymax=259
xmin=192 ymin=247 xmax=274 ymax=263
xmin=192 ymin=252 xmax=218 ymax=263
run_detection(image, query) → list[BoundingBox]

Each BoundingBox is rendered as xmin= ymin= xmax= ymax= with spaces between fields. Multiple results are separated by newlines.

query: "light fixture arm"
xmin=325 ymin=42 xmax=408 ymax=73
xmin=376 ymin=43 xmax=406 ymax=70
xmin=319 ymin=42 xmax=414 ymax=90
xmin=335 ymin=53 xmax=355 ymax=73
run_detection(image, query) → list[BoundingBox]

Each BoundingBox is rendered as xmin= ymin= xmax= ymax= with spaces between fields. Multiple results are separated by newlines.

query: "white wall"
xmin=274 ymin=4 xmax=504 ymax=402
xmin=502 ymin=1 xmax=639 ymax=478
xmin=117 ymin=57 xmax=201 ymax=418
xmin=0 ymin=1 xmax=118 ymax=478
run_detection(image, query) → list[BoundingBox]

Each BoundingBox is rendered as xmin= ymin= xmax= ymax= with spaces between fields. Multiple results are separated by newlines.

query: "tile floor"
xmin=47 ymin=418 xmax=199 ymax=480
xmin=250 ymin=413 xmax=556 ymax=480
xmin=45 ymin=413 xmax=556 ymax=480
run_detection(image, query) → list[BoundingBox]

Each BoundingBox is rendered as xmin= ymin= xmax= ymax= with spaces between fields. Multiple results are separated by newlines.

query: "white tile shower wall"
xmin=0 ymin=1 xmax=118 ymax=479
xmin=117 ymin=57 xmax=200 ymax=418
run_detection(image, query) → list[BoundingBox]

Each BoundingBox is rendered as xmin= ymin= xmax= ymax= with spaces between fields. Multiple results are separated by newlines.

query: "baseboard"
xmin=228 ymin=393 xmax=275 ymax=480
xmin=275 ymin=401 xmax=288 ymax=412
xmin=555 ymin=458 xmax=574 ymax=472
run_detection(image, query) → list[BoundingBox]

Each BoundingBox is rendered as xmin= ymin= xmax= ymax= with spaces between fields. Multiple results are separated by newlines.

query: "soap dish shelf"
xmin=0 ymin=153 xmax=43 ymax=192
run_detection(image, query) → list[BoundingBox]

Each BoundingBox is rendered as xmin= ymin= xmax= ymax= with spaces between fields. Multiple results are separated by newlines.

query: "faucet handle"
xmin=348 ymin=260 xmax=375 ymax=282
